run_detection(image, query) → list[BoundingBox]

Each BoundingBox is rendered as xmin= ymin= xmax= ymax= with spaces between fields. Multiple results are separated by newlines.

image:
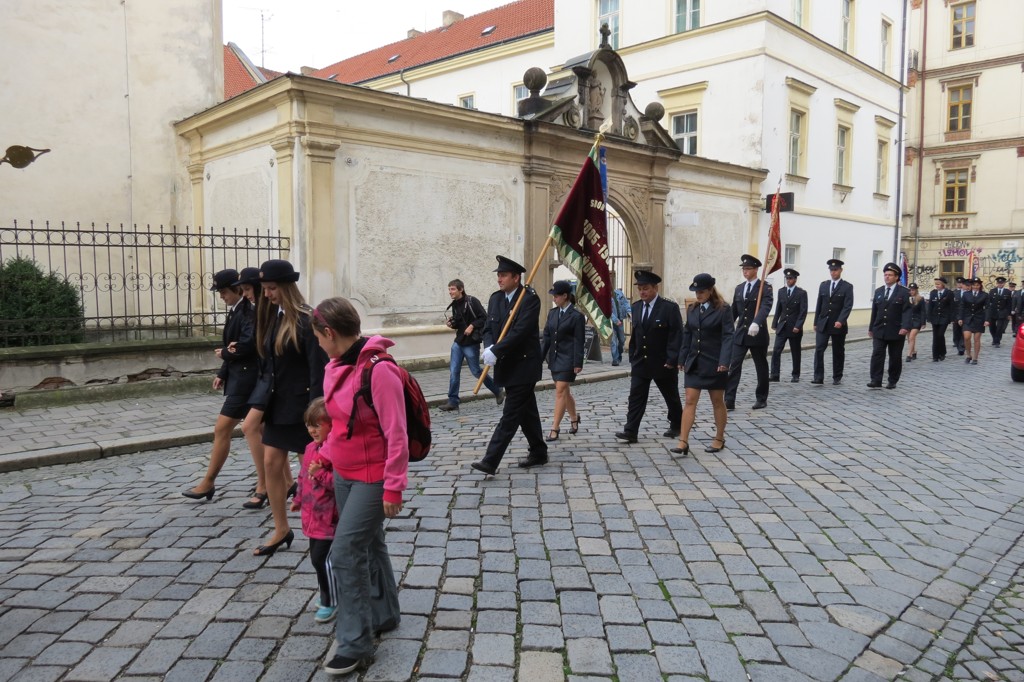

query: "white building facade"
xmin=335 ymin=0 xmax=907 ymax=320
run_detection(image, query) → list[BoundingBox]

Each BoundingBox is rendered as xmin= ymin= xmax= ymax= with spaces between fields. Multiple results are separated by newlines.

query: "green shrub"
xmin=0 ymin=256 xmax=85 ymax=346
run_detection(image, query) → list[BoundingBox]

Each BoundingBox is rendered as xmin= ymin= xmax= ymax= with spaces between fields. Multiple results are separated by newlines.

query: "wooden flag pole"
xmin=473 ymin=234 xmax=555 ymax=394
xmin=754 ymin=179 xmax=783 ymax=313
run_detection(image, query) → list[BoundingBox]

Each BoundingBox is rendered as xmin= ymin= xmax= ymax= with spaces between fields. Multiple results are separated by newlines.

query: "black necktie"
xmin=885 ymin=287 xmax=891 ymax=300
xmin=642 ymin=304 xmax=650 ymax=325
xmin=831 ymin=281 xmax=836 ymax=296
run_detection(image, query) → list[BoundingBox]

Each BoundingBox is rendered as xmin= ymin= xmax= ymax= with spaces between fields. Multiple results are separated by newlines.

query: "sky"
xmin=223 ymin=0 xmax=513 ymax=72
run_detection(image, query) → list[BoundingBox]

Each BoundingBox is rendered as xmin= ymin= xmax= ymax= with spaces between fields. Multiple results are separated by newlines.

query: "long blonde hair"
xmin=256 ymin=282 xmax=309 ymax=357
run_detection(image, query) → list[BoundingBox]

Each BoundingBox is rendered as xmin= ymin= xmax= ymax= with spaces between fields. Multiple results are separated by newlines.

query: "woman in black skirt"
xmin=959 ymin=277 xmax=989 ymax=365
xmin=540 ymin=281 xmax=586 ymax=441
xmin=906 ymin=283 xmax=925 ymax=362
xmin=253 ymin=259 xmax=328 ymax=556
xmin=183 ymin=269 xmax=259 ymax=500
xmin=672 ymin=273 xmax=734 ymax=456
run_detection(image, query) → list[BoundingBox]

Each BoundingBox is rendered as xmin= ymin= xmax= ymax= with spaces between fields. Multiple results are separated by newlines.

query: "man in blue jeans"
xmin=610 ymin=285 xmax=631 ymax=366
xmin=439 ymin=279 xmax=504 ymax=411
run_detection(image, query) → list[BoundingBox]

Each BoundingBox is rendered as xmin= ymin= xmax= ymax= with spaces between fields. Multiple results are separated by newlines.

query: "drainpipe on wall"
xmin=399 ymin=68 xmax=411 ymax=97
xmin=912 ymin=0 xmax=929 ymax=273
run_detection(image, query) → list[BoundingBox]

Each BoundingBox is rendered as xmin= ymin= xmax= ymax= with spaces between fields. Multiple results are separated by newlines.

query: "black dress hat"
xmin=783 ymin=268 xmax=799 ymax=278
xmin=494 ymin=255 xmax=526 ymax=274
xmin=826 ymin=258 xmax=844 ymax=269
xmin=210 ymin=268 xmax=240 ymax=291
xmin=234 ymin=267 xmax=261 ymax=287
xmin=882 ymin=262 xmax=901 ymax=275
xmin=955 ymin=276 xmax=966 ymax=284
xmin=934 ymin=276 xmax=947 ymax=284
xmin=689 ymin=273 xmax=715 ymax=291
xmin=739 ymin=254 xmax=762 ymax=268
xmin=259 ymin=259 xmax=300 ymax=283
xmin=909 ymin=283 xmax=919 ymax=290
xmin=995 ymin=276 xmax=1007 ymax=283
xmin=634 ymin=270 xmax=662 ymax=285
xmin=549 ymin=280 xmax=573 ymax=296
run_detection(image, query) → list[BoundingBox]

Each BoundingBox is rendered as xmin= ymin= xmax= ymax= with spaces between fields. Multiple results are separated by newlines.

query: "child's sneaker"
xmin=315 ymin=604 xmax=337 ymax=623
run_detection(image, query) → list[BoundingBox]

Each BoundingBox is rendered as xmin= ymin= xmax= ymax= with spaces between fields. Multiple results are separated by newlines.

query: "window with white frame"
xmin=792 ymin=0 xmax=807 ymax=27
xmin=784 ymin=244 xmax=799 ymax=268
xmin=841 ymin=0 xmax=855 ymax=53
xmin=835 ymin=125 xmax=850 ymax=185
xmin=788 ymin=109 xmax=805 ymax=175
xmin=459 ymin=94 xmax=475 ymax=109
xmin=675 ymin=0 xmax=700 ymax=33
xmin=872 ymin=250 xmax=883 ymax=290
xmin=881 ymin=20 xmax=892 ymax=73
xmin=512 ymin=84 xmax=529 ymax=114
xmin=672 ymin=111 xmax=698 ymax=155
xmin=875 ymin=139 xmax=889 ymax=194
xmin=833 ymin=248 xmax=846 ymax=262
xmin=598 ymin=0 xmax=620 ymax=48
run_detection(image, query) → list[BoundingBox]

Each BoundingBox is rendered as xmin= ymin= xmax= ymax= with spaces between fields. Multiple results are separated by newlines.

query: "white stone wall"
xmin=0 ymin=0 xmax=222 ymax=226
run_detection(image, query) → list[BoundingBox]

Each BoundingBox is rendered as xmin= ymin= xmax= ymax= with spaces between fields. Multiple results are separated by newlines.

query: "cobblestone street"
xmin=1 ymin=340 xmax=1023 ymax=681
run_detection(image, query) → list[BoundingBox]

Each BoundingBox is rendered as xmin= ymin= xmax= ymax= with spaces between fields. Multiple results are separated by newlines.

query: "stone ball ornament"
xmin=644 ymin=102 xmax=665 ymax=122
xmin=523 ymin=67 xmax=547 ymax=93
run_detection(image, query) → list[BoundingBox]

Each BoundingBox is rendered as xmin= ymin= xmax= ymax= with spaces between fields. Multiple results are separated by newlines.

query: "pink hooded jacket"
xmin=294 ymin=441 xmax=338 ymax=540
xmin=321 ymin=335 xmax=409 ymax=505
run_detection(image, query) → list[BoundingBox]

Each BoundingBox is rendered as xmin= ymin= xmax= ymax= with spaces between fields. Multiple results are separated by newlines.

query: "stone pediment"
xmin=517 ymin=30 xmax=677 ymax=151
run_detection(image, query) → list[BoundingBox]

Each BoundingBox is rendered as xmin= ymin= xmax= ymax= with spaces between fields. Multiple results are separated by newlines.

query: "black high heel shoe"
xmin=253 ymin=529 xmax=294 ymax=557
xmin=569 ymin=417 xmax=582 ymax=434
xmin=286 ymin=482 xmax=298 ymax=499
xmin=182 ymin=486 xmax=215 ymax=501
xmin=242 ymin=492 xmax=268 ymax=510
xmin=669 ymin=442 xmax=690 ymax=457
xmin=545 ymin=429 xmax=560 ymax=442
xmin=705 ymin=437 xmax=726 ymax=453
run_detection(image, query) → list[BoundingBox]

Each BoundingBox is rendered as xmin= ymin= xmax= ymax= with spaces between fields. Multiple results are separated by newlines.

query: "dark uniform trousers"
xmin=726 ymin=281 xmax=772 ymax=404
xmin=622 ymin=297 xmax=683 ymax=436
xmin=928 ymin=289 xmax=952 ymax=360
xmin=988 ymin=288 xmax=1012 ymax=345
xmin=869 ymin=285 xmax=912 ymax=385
xmin=952 ymin=290 xmax=965 ymax=353
xmin=480 ymin=286 xmax=546 ymax=468
xmin=812 ymin=279 xmax=853 ymax=382
xmin=770 ymin=287 xmax=807 ymax=380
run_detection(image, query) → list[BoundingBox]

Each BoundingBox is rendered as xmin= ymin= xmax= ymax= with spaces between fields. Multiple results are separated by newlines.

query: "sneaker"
xmin=315 ymin=605 xmax=337 ymax=623
xmin=495 ymin=388 xmax=506 ymax=406
xmin=438 ymin=403 xmax=459 ymax=412
xmin=324 ymin=655 xmax=363 ymax=676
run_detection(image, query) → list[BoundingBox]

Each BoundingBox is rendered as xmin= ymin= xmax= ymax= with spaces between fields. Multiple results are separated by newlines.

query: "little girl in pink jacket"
xmin=290 ymin=398 xmax=339 ymax=623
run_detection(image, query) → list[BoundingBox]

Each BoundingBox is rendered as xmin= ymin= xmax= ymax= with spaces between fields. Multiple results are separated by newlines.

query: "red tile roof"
xmin=312 ymin=0 xmax=553 ymax=84
xmin=224 ymin=44 xmax=259 ymax=99
xmin=223 ymin=44 xmax=283 ymax=100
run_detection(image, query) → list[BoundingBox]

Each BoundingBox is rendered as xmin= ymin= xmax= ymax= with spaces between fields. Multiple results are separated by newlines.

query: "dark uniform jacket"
xmin=731 ymin=280 xmax=772 ymax=347
xmin=484 ymin=285 xmax=543 ymax=386
xmin=869 ymin=284 xmax=913 ymax=339
xmin=627 ymin=296 xmax=683 ymax=378
xmin=217 ymin=297 xmax=259 ymax=398
xmin=959 ymin=290 xmax=990 ymax=329
xmin=680 ymin=303 xmax=734 ymax=375
xmin=814 ymin=279 xmax=854 ymax=334
xmin=988 ymin=287 xmax=1013 ymax=321
xmin=1012 ymin=290 xmax=1022 ymax=317
xmin=909 ymin=297 xmax=926 ymax=329
xmin=771 ymin=285 xmax=808 ymax=338
xmin=263 ymin=310 xmax=328 ymax=425
xmin=928 ymin=288 xmax=954 ymax=325
xmin=540 ymin=305 xmax=586 ymax=374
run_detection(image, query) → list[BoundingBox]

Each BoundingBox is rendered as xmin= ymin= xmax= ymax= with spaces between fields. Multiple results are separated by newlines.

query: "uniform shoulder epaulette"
xmin=298 ymin=303 xmax=315 ymax=316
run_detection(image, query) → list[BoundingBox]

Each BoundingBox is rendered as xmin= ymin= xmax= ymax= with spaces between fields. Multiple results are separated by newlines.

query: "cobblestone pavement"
xmin=1 ymin=340 xmax=1023 ymax=681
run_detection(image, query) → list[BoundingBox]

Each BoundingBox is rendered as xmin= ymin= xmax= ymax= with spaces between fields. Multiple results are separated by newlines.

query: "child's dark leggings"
xmin=309 ymin=538 xmax=337 ymax=607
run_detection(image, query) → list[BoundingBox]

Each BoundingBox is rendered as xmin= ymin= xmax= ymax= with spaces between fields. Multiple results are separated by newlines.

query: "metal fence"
xmin=0 ymin=221 xmax=289 ymax=346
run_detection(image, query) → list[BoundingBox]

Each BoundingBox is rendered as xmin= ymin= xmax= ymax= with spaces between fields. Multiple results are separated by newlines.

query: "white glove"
xmin=747 ymin=322 xmax=760 ymax=336
xmin=482 ymin=346 xmax=497 ymax=366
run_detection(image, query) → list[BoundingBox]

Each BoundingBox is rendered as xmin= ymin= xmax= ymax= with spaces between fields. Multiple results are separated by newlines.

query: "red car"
xmin=1013 ymin=323 xmax=1024 ymax=381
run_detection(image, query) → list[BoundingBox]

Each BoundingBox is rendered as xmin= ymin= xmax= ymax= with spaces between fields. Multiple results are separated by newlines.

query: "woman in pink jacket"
xmin=311 ymin=297 xmax=408 ymax=677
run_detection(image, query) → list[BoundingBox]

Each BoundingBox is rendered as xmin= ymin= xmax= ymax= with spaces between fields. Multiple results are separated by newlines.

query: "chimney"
xmin=299 ymin=66 xmax=316 ymax=76
xmin=442 ymin=10 xmax=464 ymax=27
xmin=407 ymin=28 xmax=423 ymax=38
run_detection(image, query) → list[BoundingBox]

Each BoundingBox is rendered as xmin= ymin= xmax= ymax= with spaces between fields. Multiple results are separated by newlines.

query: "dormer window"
xmin=387 ymin=54 xmax=400 ymax=63
xmin=481 ymin=25 xmax=497 ymax=36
